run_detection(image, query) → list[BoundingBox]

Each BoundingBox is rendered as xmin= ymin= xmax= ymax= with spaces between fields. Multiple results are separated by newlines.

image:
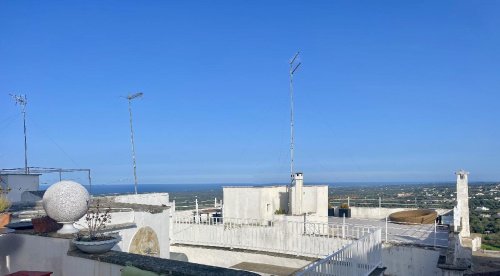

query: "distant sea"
xmin=39 ymin=183 xmax=228 ymax=196
xmin=39 ymin=181 xmax=491 ymax=197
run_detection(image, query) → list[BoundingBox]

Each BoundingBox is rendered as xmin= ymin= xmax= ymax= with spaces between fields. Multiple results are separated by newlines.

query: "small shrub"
xmin=274 ymin=209 xmax=286 ymax=215
xmin=76 ymin=200 xmax=112 ymax=241
xmin=0 ymin=195 xmax=11 ymax=213
xmin=340 ymin=203 xmax=350 ymax=209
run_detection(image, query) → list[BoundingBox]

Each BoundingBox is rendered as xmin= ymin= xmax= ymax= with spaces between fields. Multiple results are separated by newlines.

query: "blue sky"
xmin=1 ymin=1 xmax=499 ymax=184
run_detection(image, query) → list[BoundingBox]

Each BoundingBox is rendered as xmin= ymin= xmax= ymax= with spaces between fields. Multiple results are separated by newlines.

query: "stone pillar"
xmin=456 ymin=170 xmax=470 ymax=237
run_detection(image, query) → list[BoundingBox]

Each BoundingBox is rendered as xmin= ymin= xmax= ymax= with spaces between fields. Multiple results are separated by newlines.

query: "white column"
xmin=456 ymin=170 xmax=470 ymax=237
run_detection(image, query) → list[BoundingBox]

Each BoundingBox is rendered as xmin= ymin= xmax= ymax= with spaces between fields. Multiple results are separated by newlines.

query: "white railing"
xmin=298 ymin=229 xmax=382 ymax=276
xmin=172 ymin=216 xmax=377 ymax=258
xmin=332 ymin=216 xmax=449 ymax=248
xmin=330 ymin=196 xmax=455 ymax=209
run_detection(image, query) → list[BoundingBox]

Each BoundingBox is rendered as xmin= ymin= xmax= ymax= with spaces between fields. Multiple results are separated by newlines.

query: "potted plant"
xmin=0 ymin=194 xmax=11 ymax=227
xmin=338 ymin=203 xmax=351 ymax=218
xmin=73 ymin=200 xmax=120 ymax=254
xmin=328 ymin=203 xmax=335 ymax=217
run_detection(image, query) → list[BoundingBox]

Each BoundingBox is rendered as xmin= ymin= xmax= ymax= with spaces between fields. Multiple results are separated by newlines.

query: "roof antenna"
xmin=289 ymin=52 xmax=301 ymax=185
xmin=10 ymin=94 xmax=29 ymax=174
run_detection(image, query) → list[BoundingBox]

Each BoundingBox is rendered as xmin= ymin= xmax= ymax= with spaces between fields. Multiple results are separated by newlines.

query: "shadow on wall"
xmin=279 ymin=192 xmax=288 ymax=212
xmin=0 ymin=234 xmax=26 ymax=275
xmin=169 ymin=252 xmax=188 ymax=262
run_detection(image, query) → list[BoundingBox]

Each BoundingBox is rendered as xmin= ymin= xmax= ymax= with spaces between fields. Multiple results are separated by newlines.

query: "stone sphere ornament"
xmin=42 ymin=180 xmax=90 ymax=234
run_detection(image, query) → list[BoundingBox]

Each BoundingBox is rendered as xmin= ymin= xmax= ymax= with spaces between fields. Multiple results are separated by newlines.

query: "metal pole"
xmin=434 ymin=220 xmax=437 ymax=247
xmin=385 ymin=216 xmax=388 ymax=242
xmin=11 ymin=94 xmax=29 ymax=174
xmin=290 ymin=63 xmax=295 ymax=181
xmin=88 ymin=170 xmax=92 ymax=195
xmin=22 ymin=102 xmax=28 ymax=174
xmin=289 ymin=52 xmax=301 ymax=183
xmin=342 ymin=213 xmax=346 ymax=239
xmin=128 ymin=99 xmax=139 ymax=194
xmin=195 ymin=198 xmax=199 ymax=222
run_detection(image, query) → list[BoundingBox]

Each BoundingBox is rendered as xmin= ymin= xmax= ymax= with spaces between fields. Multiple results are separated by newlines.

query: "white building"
xmin=223 ymin=173 xmax=328 ymax=221
xmin=0 ymin=173 xmax=40 ymax=202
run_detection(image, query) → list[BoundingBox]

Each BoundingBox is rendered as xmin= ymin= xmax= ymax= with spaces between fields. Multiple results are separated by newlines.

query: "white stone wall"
xmin=223 ymin=185 xmax=327 ymax=220
xmin=74 ymin=195 xmax=171 ymax=259
xmin=170 ymin=245 xmax=313 ymax=270
xmin=223 ymin=186 xmax=288 ymax=220
xmin=112 ymin=193 xmax=169 ymax=206
xmin=0 ymin=234 xmax=123 ymax=276
xmin=382 ymin=244 xmax=442 ymax=276
xmin=303 ymin=185 xmax=328 ymax=217
xmin=118 ymin=210 xmax=170 ymax=258
xmin=0 ymin=174 xmax=39 ymax=203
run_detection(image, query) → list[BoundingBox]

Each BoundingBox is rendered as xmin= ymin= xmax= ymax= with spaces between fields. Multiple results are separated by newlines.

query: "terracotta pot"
xmin=32 ymin=216 xmax=63 ymax=233
xmin=0 ymin=213 xmax=11 ymax=227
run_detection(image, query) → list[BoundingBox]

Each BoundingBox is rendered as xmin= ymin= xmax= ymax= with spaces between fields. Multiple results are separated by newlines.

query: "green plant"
xmin=0 ymin=195 xmax=11 ymax=213
xmin=76 ymin=200 xmax=112 ymax=241
xmin=274 ymin=209 xmax=286 ymax=215
xmin=340 ymin=203 xmax=350 ymax=209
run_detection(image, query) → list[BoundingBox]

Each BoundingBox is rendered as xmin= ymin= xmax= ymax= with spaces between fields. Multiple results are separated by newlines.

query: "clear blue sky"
xmin=1 ymin=1 xmax=499 ymax=184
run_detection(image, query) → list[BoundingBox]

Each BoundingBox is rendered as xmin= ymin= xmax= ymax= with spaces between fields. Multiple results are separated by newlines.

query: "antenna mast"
xmin=125 ymin=92 xmax=143 ymax=194
xmin=289 ymin=52 xmax=301 ymax=183
xmin=10 ymin=94 xmax=29 ymax=174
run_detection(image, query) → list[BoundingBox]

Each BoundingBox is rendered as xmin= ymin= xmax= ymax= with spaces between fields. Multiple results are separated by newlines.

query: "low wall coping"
xmin=68 ymin=249 xmax=259 ymax=276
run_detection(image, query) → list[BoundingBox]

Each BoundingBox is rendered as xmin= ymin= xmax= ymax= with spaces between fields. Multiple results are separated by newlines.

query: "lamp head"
xmin=127 ymin=92 xmax=143 ymax=100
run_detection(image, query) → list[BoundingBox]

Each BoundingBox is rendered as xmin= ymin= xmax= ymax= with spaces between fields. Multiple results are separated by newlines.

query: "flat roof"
xmin=223 ymin=184 xmax=328 ymax=189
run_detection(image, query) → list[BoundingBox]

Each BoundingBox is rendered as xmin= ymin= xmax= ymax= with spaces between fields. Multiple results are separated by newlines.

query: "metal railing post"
xmin=385 ymin=216 xmax=388 ymax=242
xmin=195 ymin=198 xmax=199 ymax=223
xmin=342 ymin=213 xmax=346 ymax=239
xmin=434 ymin=220 xmax=437 ymax=247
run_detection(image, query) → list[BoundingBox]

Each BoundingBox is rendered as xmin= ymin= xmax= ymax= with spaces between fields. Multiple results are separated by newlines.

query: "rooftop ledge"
xmin=67 ymin=249 xmax=258 ymax=276
xmin=6 ymin=232 xmax=257 ymax=276
xmin=10 ymin=196 xmax=170 ymax=215
xmin=223 ymin=184 xmax=328 ymax=188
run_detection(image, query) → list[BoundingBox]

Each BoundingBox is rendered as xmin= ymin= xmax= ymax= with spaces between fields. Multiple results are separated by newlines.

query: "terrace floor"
xmin=328 ymin=217 xmax=449 ymax=247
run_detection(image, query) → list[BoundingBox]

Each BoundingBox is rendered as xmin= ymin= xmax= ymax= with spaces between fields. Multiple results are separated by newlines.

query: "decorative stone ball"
xmin=42 ymin=180 xmax=90 ymax=223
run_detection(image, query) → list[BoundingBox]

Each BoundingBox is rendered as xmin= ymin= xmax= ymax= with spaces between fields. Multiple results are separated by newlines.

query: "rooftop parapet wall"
xmin=0 ymin=233 xmax=257 ymax=276
xmin=107 ymin=193 xmax=169 ymax=206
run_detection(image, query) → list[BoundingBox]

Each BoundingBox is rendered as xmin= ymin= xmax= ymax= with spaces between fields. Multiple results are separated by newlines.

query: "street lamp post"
xmin=125 ymin=92 xmax=143 ymax=194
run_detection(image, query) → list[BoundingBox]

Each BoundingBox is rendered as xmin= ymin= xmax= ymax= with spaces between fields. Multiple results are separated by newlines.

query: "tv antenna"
xmin=10 ymin=94 xmax=29 ymax=174
xmin=124 ymin=92 xmax=143 ymax=194
xmin=289 ymin=52 xmax=301 ymax=183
